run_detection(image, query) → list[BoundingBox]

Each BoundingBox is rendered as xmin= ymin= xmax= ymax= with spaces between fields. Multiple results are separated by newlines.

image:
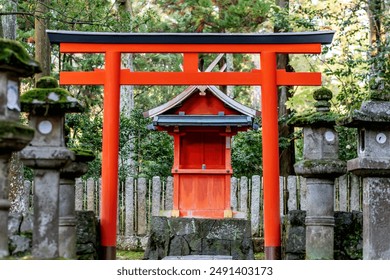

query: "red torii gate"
xmin=47 ymin=30 xmax=334 ymax=260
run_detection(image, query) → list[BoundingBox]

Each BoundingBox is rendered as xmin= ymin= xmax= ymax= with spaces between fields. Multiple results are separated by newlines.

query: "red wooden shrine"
xmin=144 ymin=86 xmax=259 ymax=219
xmin=47 ymin=30 xmax=334 ymax=260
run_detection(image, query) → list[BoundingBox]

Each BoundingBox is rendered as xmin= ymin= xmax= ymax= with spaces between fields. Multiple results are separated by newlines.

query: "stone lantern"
xmin=340 ymin=93 xmax=390 ymax=259
xmin=289 ymin=88 xmax=346 ymax=259
xmin=0 ymin=39 xmax=41 ymax=258
xmin=20 ymin=76 xmax=82 ymax=259
xmin=59 ymin=148 xmax=94 ymax=259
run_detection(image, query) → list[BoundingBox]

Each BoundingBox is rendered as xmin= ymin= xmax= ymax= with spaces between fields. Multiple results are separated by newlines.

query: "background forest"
xmin=1 ymin=0 xmax=389 ymax=183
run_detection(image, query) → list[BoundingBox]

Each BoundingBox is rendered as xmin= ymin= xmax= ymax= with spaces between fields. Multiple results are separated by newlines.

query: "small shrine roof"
xmin=153 ymin=115 xmax=253 ymax=127
xmin=144 ymin=85 xmax=260 ymax=118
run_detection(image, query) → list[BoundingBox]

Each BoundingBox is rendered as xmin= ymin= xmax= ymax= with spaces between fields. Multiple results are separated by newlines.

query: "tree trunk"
xmin=367 ymin=0 xmax=387 ymax=93
xmin=252 ymin=54 xmax=261 ymax=110
xmin=118 ymin=0 xmax=136 ymax=177
xmin=274 ymin=0 xmax=295 ymax=176
xmin=35 ymin=0 xmax=51 ymax=79
xmin=1 ymin=0 xmax=18 ymax=39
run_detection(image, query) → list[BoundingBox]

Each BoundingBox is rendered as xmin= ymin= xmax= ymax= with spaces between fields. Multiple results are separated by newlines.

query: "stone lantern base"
xmin=144 ymin=217 xmax=254 ymax=260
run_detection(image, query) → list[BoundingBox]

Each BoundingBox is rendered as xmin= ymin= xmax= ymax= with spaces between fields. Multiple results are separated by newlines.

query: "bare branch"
xmin=0 ymin=12 xmax=34 ymax=17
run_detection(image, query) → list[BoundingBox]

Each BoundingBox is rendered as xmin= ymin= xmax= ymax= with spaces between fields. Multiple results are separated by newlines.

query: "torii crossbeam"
xmin=47 ymin=30 xmax=334 ymax=260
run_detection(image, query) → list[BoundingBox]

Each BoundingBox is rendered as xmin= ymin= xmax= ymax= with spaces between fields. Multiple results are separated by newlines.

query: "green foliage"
xmin=7 ymin=0 xmax=389 ymax=180
xmin=232 ymin=129 xmax=263 ymax=177
xmin=66 ymin=109 xmax=103 ymax=179
xmin=157 ymin=0 xmax=272 ymax=32
xmin=120 ymin=109 xmax=173 ymax=180
xmin=336 ymin=126 xmax=358 ymax=161
xmin=367 ymin=3 xmax=390 ymax=99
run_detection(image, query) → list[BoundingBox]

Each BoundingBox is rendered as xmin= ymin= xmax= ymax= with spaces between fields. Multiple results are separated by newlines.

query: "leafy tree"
xmin=119 ymin=109 xmax=173 ymax=180
xmin=232 ymin=129 xmax=263 ymax=177
xmin=5 ymin=0 xmax=387 ymax=180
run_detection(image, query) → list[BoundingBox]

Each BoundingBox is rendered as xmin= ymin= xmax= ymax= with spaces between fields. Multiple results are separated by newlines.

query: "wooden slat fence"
xmin=21 ymin=173 xmax=362 ymax=238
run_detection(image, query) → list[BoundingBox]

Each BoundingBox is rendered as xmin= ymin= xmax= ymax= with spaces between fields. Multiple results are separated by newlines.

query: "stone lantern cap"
xmin=70 ymin=148 xmax=95 ymax=162
xmin=338 ymin=101 xmax=390 ymax=129
xmin=291 ymin=87 xmax=346 ymax=177
xmin=20 ymin=76 xmax=83 ymax=115
xmin=339 ymin=99 xmax=390 ymax=176
xmin=0 ymin=120 xmax=34 ymax=154
xmin=288 ymin=87 xmax=338 ymax=128
xmin=60 ymin=148 xmax=95 ymax=179
xmin=294 ymin=159 xmax=346 ymax=178
xmin=0 ymin=38 xmax=41 ymax=77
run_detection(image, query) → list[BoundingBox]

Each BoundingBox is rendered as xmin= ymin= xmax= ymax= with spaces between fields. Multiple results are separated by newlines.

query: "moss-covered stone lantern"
xmin=20 ymin=76 xmax=83 ymax=259
xmin=339 ymin=93 xmax=390 ymax=259
xmin=289 ymin=87 xmax=346 ymax=260
xmin=59 ymin=148 xmax=94 ymax=259
xmin=0 ymin=38 xmax=41 ymax=258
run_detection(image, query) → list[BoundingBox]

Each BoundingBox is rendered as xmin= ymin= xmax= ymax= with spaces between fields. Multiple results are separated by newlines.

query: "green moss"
xmin=20 ymin=76 xmax=84 ymax=114
xmin=295 ymin=159 xmax=347 ymax=177
xmin=36 ymin=76 xmax=59 ymax=89
xmin=302 ymin=159 xmax=343 ymax=169
xmin=314 ymin=100 xmax=331 ymax=108
xmin=21 ymin=88 xmax=73 ymax=103
xmin=313 ymin=87 xmax=333 ymax=101
xmin=338 ymin=109 xmax=390 ymax=127
xmin=369 ymin=89 xmax=390 ymax=101
xmin=254 ymin=252 xmax=265 ymax=260
xmin=0 ymin=120 xmax=34 ymax=153
xmin=0 ymin=120 xmax=34 ymax=139
xmin=287 ymin=111 xmax=338 ymax=127
xmin=116 ymin=250 xmax=144 ymax=260
xmin=70 ymin=148 xmax=95 ymax=162
xmin=20 ymin=88 xmax=83 ymax=114
xmin=0 ymin=38 xmax=41 ymax=77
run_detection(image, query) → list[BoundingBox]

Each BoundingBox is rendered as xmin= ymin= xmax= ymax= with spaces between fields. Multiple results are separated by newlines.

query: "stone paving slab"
xmin=163 ymin=255 xmax=232 ymax=260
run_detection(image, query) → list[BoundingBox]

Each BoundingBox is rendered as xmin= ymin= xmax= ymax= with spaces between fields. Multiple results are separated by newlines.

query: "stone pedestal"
xmin=20 ymin=76 xmax=82 ymax=259
xmin=290 ymin=88 xmax=346 ymax=260
xmin=282 ymin=210 xmax=363 ymax=260
xmin=33 ymin=169 xmax=62 ymax=258
xmin=341 ymin=99 xmax=390 ymax=259
xmin=59 ymin=178 xmax=77 ymax=259
xmin=0 ymin=38 xmax=40 ymax=258
xmin=0 ymin=159 xmax=11 ymax=258
xmin=144 ymin=217 xmax=254 ymax=260
xmin=361 ymin=178 xmax=390 ymax=259
xmin=59 ymin=150 xmax=93 ymax=259
xmin=305 ymin=178 xmax=335 ymax=258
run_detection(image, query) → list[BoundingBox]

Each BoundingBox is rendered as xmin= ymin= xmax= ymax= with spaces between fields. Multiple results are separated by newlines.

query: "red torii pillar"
xmin=47 ymin=30 xmax=334 ymax=260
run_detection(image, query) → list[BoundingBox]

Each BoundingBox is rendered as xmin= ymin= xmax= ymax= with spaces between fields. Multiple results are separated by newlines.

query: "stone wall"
xmin=7 ymin=210 xmax=99 ymax=259
xmin=8 ymin=210 xmax=362 ymax=259
xmin=282 ymin=210 xmax=363 ymax=260
xmin=144 ymin=217 xmax=254 ymax=260
xmin=75 ymin=211 xmax=99 ymax=260
xmin=8 ymin=212 xmax=33 ymax=257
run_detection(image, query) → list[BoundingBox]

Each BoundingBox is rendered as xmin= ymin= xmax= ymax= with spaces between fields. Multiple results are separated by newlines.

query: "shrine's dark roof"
xmin=47 ymin=30 xmax=334 ymax=45
xmin=152 ymin=115 xmax=253 ymax=127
